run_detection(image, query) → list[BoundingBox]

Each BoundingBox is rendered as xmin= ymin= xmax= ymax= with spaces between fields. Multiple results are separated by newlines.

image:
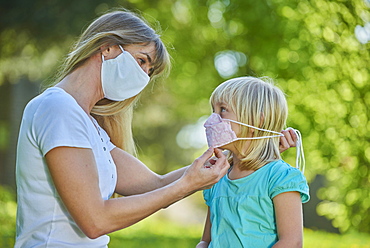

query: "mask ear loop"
xmin=102 ymin=45 xmax=125 ymax=61
xmin=225 ymin=119 xmax=284 ymax=140
xmin=118 ymin=45 xmax=125 ymax=52
xmin=289 ymin=128 xmax=305 ymax=173
xmin=228 ymin=118 xmax=306 ymax=173
xmin=225 ymin=119 xmax=284 ymax=136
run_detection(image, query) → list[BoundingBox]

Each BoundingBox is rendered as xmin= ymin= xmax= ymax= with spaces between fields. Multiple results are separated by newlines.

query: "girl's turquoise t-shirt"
xmin=203 ymin=160 xmax=310 ymax=248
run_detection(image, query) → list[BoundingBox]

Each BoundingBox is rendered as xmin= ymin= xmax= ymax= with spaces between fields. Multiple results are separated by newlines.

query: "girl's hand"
xmin=279 ymin=128 xmax=297 ymax=153
xmin=196 ymin=241 xmax=209 ymax=248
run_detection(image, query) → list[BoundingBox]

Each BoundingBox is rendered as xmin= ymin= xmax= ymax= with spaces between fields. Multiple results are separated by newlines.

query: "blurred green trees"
xmin=0 ymin=0 xmax=369 ymax=234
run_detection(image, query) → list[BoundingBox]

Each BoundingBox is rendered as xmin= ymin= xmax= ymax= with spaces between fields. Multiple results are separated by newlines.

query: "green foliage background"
xmin=0 ymin=0 xmax=369 ymax=235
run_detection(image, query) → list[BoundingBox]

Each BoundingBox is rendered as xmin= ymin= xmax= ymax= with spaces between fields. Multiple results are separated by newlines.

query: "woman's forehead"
xmin=125 ymin=43 xmax=156 ymax=57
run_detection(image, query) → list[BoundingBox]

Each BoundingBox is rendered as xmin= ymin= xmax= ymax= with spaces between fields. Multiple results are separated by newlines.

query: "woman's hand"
xmin=279 ymin=128 xmax=298 ymax=153
xmin=204 ymin=150 xmax=229 ymax=168
xmin=181 ymin=148 xmax=230 ymax=192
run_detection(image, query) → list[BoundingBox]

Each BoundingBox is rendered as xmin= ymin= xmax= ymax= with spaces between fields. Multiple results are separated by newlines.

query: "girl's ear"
xmin=256 ymin=113 xmax=265 ymax=133
xmin=250 ymin=127 xmax=255 ymax=134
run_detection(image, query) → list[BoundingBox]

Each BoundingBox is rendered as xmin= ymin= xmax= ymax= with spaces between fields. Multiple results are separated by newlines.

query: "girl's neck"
xmin=228 ymin=166 xmax=255 ymax=180
xmin=228 ymin=156 xmax=255 ymax=180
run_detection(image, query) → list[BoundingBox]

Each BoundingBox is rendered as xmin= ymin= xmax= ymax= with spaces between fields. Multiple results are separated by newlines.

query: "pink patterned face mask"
xmin=203 ymin=113 xmax=284 ymax=148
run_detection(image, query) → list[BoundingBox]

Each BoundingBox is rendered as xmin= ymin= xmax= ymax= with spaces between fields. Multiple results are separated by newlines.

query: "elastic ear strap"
xmin=294 ymin=129 xmax=305 ymax=173
xmin=236 ymin=134 xmax=283 ymax=141
xmin=226 ymin=119 xmax=284 ymax=136
xmin=102 ymin=45 xmax=124 ymax=62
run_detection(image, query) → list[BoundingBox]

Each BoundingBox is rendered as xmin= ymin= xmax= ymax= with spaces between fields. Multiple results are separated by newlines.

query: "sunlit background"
xmin=0 ymin=0 xmax=369 ymax=247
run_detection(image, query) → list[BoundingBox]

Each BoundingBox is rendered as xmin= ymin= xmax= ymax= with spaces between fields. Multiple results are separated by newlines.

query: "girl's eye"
xmin=220 ymin=107 xmax=226 ymax=112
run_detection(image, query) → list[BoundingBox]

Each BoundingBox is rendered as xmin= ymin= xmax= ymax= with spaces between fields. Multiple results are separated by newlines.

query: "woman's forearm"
xmin=159 ymin=165 xmax=189 ymax=186
xmin=113 ymin=148 xmax=189 ymax=196
xmin=90 ymin=176 xmax=192 ymax=238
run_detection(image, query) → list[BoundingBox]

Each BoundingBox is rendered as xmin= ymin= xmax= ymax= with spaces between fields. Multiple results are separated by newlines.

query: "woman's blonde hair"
xmin=210 ymin=76 xmax=287 ymax=170
xmin=48 ymin=9 xmax=171 ymax=155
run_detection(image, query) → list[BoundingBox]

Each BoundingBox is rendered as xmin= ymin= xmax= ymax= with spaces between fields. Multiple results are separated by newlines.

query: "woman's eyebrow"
xmin=141 ymin=52 xmax=152 ymax=63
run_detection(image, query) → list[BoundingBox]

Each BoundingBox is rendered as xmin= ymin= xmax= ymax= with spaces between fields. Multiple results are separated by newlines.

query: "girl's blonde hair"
xmin=210 ymin=76 xmax=287 ymax=170
xmin=47 ymin=9 xmax=171 ymax=155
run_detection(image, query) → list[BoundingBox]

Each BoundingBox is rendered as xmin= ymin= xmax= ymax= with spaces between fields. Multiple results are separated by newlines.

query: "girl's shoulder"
xmin=267 ymin=160 xmax=310 ymax=202
xmin=267 ymin=159 xmax=299 ymax=174
xmin=266 ymin=160 xmax=306 ymax=185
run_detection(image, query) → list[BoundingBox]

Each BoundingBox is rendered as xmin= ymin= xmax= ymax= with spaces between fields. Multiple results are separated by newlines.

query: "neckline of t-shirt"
xmin=48 ymin=86 xmax=87 ymax=113
xmin=46 ymin=86 xmax=76 ymax=102
xmin=226 ymin=160 xmax=281 ymax=183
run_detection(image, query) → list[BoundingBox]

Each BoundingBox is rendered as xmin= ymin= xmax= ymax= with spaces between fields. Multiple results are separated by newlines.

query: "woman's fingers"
xmin=185 ymin=147 xmax=230 ymax=191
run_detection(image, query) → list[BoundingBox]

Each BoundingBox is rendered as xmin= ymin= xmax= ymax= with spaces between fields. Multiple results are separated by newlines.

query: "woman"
xmin=15 ymin=9 xmax=230 ymax=247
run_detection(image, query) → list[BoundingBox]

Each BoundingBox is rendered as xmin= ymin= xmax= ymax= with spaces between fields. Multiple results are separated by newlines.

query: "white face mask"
xmin=101 ymin=45 xmax=150 ymax=101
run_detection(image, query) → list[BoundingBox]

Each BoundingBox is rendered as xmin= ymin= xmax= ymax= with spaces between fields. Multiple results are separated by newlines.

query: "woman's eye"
xmin=220 ymin=107 xmax=226 ymax=112
xmin=139 ymin=58 xmax=145 ymax=65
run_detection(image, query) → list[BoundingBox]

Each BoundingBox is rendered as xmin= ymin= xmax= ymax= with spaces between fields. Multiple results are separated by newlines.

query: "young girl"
xmin=196 ymin=76 xmax=310 ymax=248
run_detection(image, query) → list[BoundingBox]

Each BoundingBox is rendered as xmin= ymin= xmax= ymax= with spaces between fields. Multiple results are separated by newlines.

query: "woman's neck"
xmin=56 ymin=56 xmax=103 ymax=114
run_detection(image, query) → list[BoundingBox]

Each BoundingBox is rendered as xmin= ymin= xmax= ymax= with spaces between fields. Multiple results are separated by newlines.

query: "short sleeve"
xmin=106 ymin=140 xmax=116 ymax=152
xmin=203 ymin=188 xmax=212 ymax=206
xmin=269 ymin=165 xmax=310 ymax=203
xmin=33 ymin=92 xmax=92 ymax=156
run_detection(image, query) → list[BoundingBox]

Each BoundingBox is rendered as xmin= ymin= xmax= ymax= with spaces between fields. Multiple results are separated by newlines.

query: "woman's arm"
xmin=272 ymin=191 xmax=303 ymax=248
xmin=196 ymin=207 xmax=212 ymax=248
xmin=111 ymin=147 xmax=189 ymax=196
xmin=45 ymin=146 xmax=229 ymax=239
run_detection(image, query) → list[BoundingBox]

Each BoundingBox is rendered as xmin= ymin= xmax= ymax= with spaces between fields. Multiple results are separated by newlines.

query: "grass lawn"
xmin=2 ymin=198 xmax=369 ymax=248
xmin=303 ymin=229 xmax=370 ymax=248
xmin=3 ymin=221 xmax=370 ymax=248
xmin=106 ymin=215 xmax=370 ymax=248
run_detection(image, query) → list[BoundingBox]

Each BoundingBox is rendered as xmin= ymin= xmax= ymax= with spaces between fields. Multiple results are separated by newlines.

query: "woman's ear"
xmin=100 ymin=45 xmax=121 ymax=60
xmin=100 ymin=45 xmax=111 ymax=58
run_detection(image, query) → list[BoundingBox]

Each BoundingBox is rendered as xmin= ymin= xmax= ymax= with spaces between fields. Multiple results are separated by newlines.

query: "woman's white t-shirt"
xmin=15 ymin=87 xmax=117 ymax=247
